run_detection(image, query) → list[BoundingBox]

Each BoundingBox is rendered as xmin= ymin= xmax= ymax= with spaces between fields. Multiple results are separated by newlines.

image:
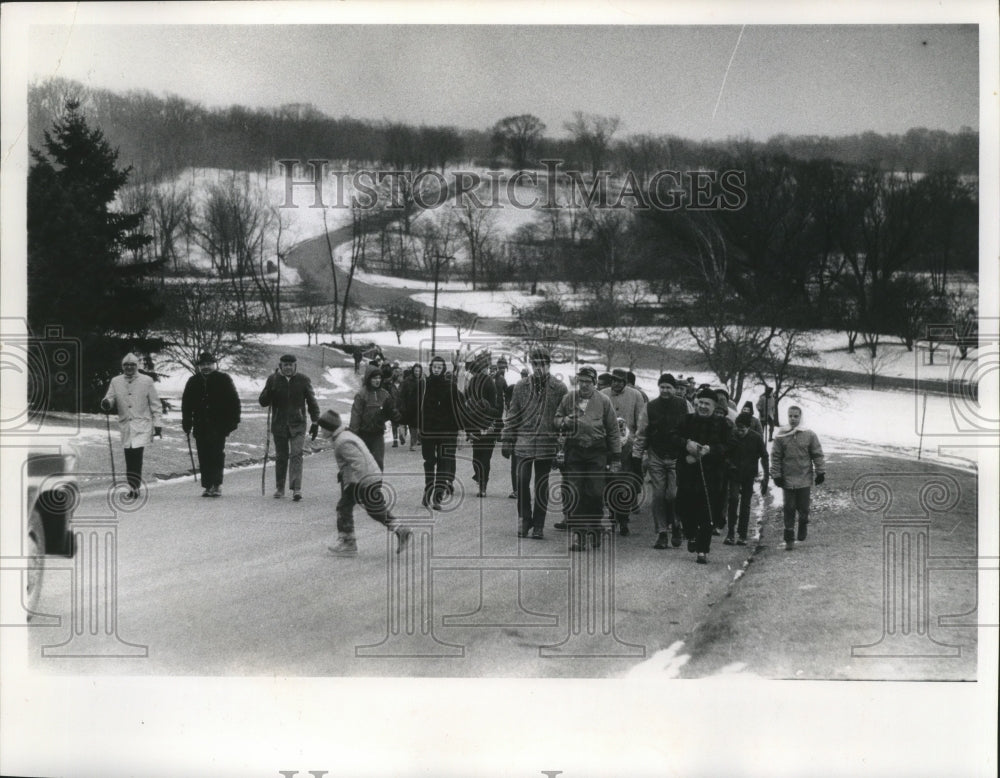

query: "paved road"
xmin=27 ymin=443 xmax=758 ymax=677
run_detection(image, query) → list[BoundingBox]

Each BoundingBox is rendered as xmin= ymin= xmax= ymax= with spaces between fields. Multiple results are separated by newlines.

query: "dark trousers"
xmin=511 ymin=452 xmax=518 ymax=493
xmin=782 ymin=487 xmax=811 ymax=536
xmin=678 ymin=474 xmax=719 ymax=554
xmin=564 ymin=448 xmax=607 ymax=529
xmin=726 ymin=475 xmax=755 ymax=539
xmin=608 ymin=467 xmax=642 ymax=526
xmin=123 ymin=446 xmax=144 ymax=491
xmin=421 ymin=434 xmax=457 ymax=500
xmin=517 ymin=455 xmax=554 ymax=531
xmin=471 ymin=432 xmax=497 ymax=485
xmin=273 ymin=427 xmax=305 ymax=492
xmin=337 ymin=479 xmax=394 ymax=535
xmin=360 ymin=432 xmax=385 ymax=471
xmin=195 ymin=432 xmax=226 ymax=489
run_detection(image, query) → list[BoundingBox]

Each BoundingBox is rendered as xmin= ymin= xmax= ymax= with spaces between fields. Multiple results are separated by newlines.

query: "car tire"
xmin=25 ymin=506 xmax=45 ymax=619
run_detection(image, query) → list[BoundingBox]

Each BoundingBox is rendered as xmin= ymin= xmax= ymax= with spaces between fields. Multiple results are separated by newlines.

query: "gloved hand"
xmin=698 ymin=444 xmax=710 ymax=458
xmin=309 ymin=423 xmax=319 ymax=441
xmin=685 ymin=439 xmax=700 ymax=457
xmin=500 ymin=440 xmax=513 ymax=459
xmin=100 ymin=399 xmax=112 ymax=414
xmin=814 ymin=472 xmax=825 ymax=485
xmin=773 ymin=477 xmax=786 ymax=489
xmin=760 ymin=480 xmax=769 ymax=496
xmin=154 ymin=426 xmax=162 ymax=439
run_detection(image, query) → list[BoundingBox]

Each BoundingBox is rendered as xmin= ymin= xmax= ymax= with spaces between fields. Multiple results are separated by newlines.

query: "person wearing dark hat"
xmin=259 ymin=354 xmax=321 ymax=501
xmin=632 ymin=373 xmax=689 ymax=549
xmin=740 ymin=401 xmax=764 ymax=437
xmin=553 ymin=365 xmax=620 ymax=549
xmin=349 ymin=364 xmax=398 ymax=471
xmin=315 ymin=409 xmax=412 ymax=557
xmin=626 ymin=370 xmax=649 ymax=403
xmin=601 ymin=367 xmax=645 ymax=535
xmin=500 ymin=347 xmax=568 ymax=537
xmin=464 ymin=352 xmax=499 ymax=497
xmin=419 ymin=355 xmax=463 ymax=509
xmin=181 ymin=352 xmax=241 ymax=497
xmin=724 ymin=412 xmax=769 ymax=545
xmin=673 ymin=387 xmax=730 ymax=564
xmin=596 ymin=372 xmax=613 ymax=392
xmin=100 ymin=352 xmax=163 ymax=500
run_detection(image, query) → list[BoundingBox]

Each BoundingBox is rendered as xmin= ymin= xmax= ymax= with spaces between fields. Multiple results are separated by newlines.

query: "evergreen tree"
xmin=28 ymin=100 xmax=163 ymax=410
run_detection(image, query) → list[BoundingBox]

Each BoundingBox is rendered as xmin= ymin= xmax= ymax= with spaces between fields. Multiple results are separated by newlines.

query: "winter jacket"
xmin=674 ymin=412 xmax=730 ymax=489
xmin=554 ymin=390 xmax=621 ymax=454
xmin=329 ymin=426 xmax=382 ymax=486
xmin=601 ymin=385 xmax=645 ymax=437
xmin=632 ymin=394 xmax=689 ymax=461
xmin=770 ymin=426 xmax=825 ymax=489
xmin=727 ymin=429 xmax=769 ymax=481
xmin=350 ymin=366 xmax=396 ymax=437
xmin=399 ymin=374 xmax=424 ymax=427
xmin=181 ymin=371 xmax=241 ymax=438
xmin=501 ymin=373 xmax=568 ymax=458
xmin=419 ymin=373 xmax=463 ymax=435
xmin=258 ymin=372 xmax=319 ymax=435
xmin=757 ymin=393 xmax=777 ymax=423
xmin=103 ymin=373 xmax=162 ymax=449
xmin=463 ymin=371 xmax=499 ymax=432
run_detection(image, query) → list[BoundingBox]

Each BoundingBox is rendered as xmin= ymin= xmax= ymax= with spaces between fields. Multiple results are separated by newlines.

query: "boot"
xmin=783 ymin=528 xmax=795 ymax=550
xmin=328 ymin=534 xmax=358 ymax=557
xmin=797 ymin=520 xmax=808 ymax=542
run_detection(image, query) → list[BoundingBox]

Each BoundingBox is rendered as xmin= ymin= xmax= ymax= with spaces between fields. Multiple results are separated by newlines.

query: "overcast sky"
xmin=26 ymin=21 xmax=978 ymax=141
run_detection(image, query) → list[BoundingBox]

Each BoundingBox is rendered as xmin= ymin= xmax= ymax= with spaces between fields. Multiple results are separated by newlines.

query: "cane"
xmin=186 ymin=433 xmax=197 ymax=482
xmin=697 ymin=456 xmax=714 ymax=529
xmin=105 ymin=414 xmax=117 ymax=486
xmin=261 ymin=404 xmax=272 ymax=496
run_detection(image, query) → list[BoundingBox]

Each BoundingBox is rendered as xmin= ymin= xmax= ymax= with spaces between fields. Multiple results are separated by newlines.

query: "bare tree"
xmin=564 ymin=111 xmax=621 ymax=176
xmin=851 ymin=345 xmax=903 ymax=390
xmin=382 ymin=299 xmax=425 ymax=345
xmin=414 ymin=215 xmax=459 ymax=354
xmin=491 ymin=114 xmax=546 ymax=170
xmin=455 ymin=199 xmax=498 ymax=290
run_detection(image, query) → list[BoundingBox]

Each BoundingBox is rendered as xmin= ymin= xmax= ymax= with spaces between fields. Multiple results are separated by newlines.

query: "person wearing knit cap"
xmin=419 ymin=355 xmax=463 ymax=510
xmin=553 ymin=365 xmax=620 ymax=549
xmin=259 ymin=353 xmax=320 ymax=501
xmin=500 ymin=346 xmax=568 ymax=537
xmin=181 ymin=352 xmax=241 ymax=497
xmin=723 ymin=412 xmax=769 ymax=545
xmin=632 ymin=373 xmax=689 ymax=549
xmin=597 ymin=372 xmax=613 ymax=391
xmin=672 ymin=386 xmax=730 ymax=563
xmin=740 ymin=401 xmax=764 ymax=437
xmin=100 ymin=353 xmax=163 ymax=500
xmin=315 ymin=410 xmax=412 ymax=556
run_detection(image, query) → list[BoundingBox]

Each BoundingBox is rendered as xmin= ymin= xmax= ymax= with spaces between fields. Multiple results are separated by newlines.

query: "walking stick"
xmin=697 ymin=456 xmax=714 ymax=529
xmin=186 ymin=433 xmax=197 ymax=482
xmin=261 ymin=405 xmax=272 ymax=496
xmin=917 ymin=393 xmax=928 ymax=461
xmin=105 ymin=414 xmax=116 ymax=486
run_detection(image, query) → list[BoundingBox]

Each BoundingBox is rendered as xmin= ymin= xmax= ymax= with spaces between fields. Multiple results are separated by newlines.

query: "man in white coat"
xmin=101 ymin=353 xmax=163 ymax=498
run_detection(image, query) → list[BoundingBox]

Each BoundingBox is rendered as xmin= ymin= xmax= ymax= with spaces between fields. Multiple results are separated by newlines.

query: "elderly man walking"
xmin=100 ymin=353 xmax=163 ymax=499
xmin=181 ymin=352 xmax=241 ymax=497
xmin=259 ymin=353 xmax=321 ymax=501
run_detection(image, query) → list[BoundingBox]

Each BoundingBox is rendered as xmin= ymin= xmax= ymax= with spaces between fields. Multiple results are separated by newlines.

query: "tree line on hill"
xmin=30 ymin=78 xmax=979 ymax=180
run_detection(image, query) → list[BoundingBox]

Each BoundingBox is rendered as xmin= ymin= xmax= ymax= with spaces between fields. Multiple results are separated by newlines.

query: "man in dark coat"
xmin=632 ymin=374 xmax=690 ymax=550
xmin=181 ymin=352 xmax=241 ymax=497
xmin=399 ymin=363 xmax=424 ymax=451
xmin=259 ymin=353 xmax=320 ymax=501
xmin=674 ymin=387 xmax=730 ymax=564
xmin=724 ymin=412 xmax=769 ymax=545
xmin=419 ymin=355 xmax=463 ymax=509
xmin=464 ymin=352 xmax=499 ymax=497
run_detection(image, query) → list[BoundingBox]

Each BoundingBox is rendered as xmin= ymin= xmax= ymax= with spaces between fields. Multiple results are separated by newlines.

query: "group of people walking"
xmin=100 ymin=345 xmax=824 ymax=563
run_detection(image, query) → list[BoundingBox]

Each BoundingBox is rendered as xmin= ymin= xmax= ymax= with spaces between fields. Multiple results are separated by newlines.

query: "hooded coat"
xmin=350 ymin=365 xmax=396 ymax=436
xmin=419 ymin=360 xmax=463 ymax=435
